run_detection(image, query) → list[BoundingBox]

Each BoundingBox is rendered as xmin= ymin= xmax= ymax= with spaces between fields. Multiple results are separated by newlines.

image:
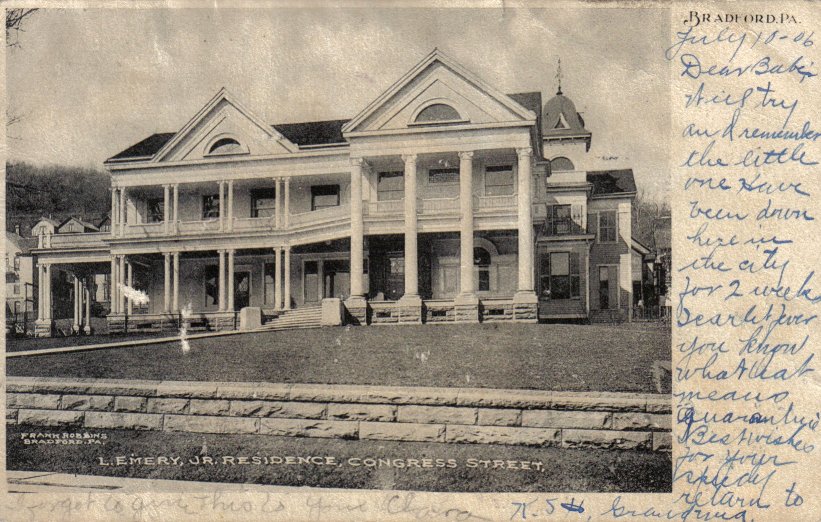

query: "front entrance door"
xmin=385 ymin=255 xmax=404 ymax=301
xmin=234 ymin=271 xmax=250 ymax=310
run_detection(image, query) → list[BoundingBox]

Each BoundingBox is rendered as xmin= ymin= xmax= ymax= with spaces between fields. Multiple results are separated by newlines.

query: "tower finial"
xmin=555 ymin=58 xmax=563 ymax=95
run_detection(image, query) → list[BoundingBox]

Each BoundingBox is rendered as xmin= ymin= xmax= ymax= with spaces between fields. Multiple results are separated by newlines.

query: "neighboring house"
xmin=31 ymin=217 xmax=59 ymax=238
xmin=631 ymin=237 xmax=657 ymax=310
xmin=57 ymin=216 xmax=100 ymax=234
xmin=5 ymin=228 xmax=36 ymax=329
xmin=30 ymin=49 xmax=639 ymax=337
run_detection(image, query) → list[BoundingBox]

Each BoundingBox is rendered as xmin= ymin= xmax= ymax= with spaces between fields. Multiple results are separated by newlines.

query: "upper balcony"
xmin=35 ymin=232 xmax=110 ymax=251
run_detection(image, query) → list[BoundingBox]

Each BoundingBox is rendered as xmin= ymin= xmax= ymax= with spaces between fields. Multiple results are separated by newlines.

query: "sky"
xmin=6 ymin=7 xmax=670 ymax=200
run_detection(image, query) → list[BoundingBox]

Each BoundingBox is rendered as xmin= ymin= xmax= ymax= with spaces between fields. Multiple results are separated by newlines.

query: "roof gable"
xmin=343 ymin=49 xmax=536 ymax=135
xmin=150 ymin=88 xmax=298 ymax=163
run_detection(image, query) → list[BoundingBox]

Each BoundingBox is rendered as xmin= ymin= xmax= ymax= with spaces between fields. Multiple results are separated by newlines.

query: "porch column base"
xmin=344 ymin=295 xmax=369 ymax=326
xmin=512 ymin=291 xmax=538 ymax=323
xmin=454 ymin=293 xmax=480 ymax=323
xmin=83 ymin=324 xmax=92 ymax=335
xmin=397 ymin=294 xmax=423 ymax=324
xmin=34 ymin=320 xmax=54 ymax=338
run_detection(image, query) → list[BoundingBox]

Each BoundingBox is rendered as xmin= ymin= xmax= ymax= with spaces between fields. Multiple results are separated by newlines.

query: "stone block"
xmin=189 ymin=399 xmax=231 ymax=416
xmin=612 ymin=413 xmax=671 ymax=431
xmin=522 ymin=410 xmax=612 ymax=430
xmin=7 ymin=409 xmax=19 ymax=424
xmin=327 ymin=403 xmax=396 ymax=421
xmin=84 ymin=411 xmax=163 ymax=431
xmin=446 ymin=425 xmax=561 ymax=446
xmin=17 ymin=409 xmax=84 ymax=427
xmin=321 ymin=298 xmax=345 ymax=326
xmin=477 ymin=408 xmax=522 ymax=427
xmin=60 ymin=395 xmax=114 ymax=411
xmin=147 ymin=398 xmax=190 ymax=414
xmin=562 ymin=429 xmax=652 ymax=450
xmin=258 ymin=418 xmax=357 ymax=439
xmin=229 ymin=400 xmax=326 ymax=419
xmin=7 ymin=393 xmax=61 ymax=410
xmin=344 ymin=296 xmax=368 ymax=326
xmin=549 ymin=395 xmax=646 ymax=412
xmin=155 ymin=382 xmax=219 ymax=399
xmin=646 ymin=396 xmax=672 ymax=414
xmin=359 ymin=422 xmax=444 ymax=442
xmin=215 ymin=382 xmax=290 ymax=400
xmin=163 ymin=415 xmax=259 ymax=434
xmin=653 ymin=432 xmax=673 ymax=451
xmin=239 ymin=307 xmax=263 ymax=330
xmin=398 ymin=405 xmax=476 ymax=425
xmin=114 ymin=396 xmax=147 ymax=412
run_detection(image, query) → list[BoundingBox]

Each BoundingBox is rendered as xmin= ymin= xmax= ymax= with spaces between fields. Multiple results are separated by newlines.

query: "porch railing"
xmin=289 ymin=204 xmax=350 ymax=227
xmin=40 ymin=232 xmax=109 ymax=249
xmin=177 ymin=219 xmax=220 ymax=234
xmin=366 ymin=199 xmax=404 ymax=215
xmin=474 ymin=194 xmax=517 ymax=211
xmin=419 ymin=196 xmax=459 ymax=213
xmin=233 ymin=216 xmax=276 ymax=232
xmin=123 ymin=222 xmax=165 ymax=238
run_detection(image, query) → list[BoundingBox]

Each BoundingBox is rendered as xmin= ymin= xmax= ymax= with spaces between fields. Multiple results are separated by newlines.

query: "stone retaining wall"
xmin=6 ymin=377 xmax=671 ymax=452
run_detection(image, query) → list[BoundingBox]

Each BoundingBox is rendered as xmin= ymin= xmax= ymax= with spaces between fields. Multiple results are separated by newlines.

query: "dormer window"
xmin=413 ymin=103 xmax=464 ymax=125
xmin=207 ymin=137 xmax=244 ymax=155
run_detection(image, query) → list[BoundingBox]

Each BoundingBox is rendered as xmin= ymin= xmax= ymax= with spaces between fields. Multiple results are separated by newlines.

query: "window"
xmin=599 ymin=211 xmax=617 ymax=242
xmin=485 ymin=166 xmax=514 ymax=196
xmin=147 ymin=198 xmax=164 ymax=223
xmin=202 ymin=195 xmax=220 ymax=219
xmin=14 ymin=256 xmax=20 ymax=271
xmin=13 ymin=284 xmax=20 ymax=295
xmin=208 ymin=138 xmax=243 ymax=155
xmin=204 ymin=266 xmax=219 ymax=306
xmin=539 ymin=252 xmax=580 ymax=299
xmin=251 ymin=188 xmax=277 ymax=218
xmin=377 ymin=172 xmax=404 ymax=201
xmin=415 ymin=103 xmax=461 ymax=123
xmin=474 ymin=248 xmax=491 ymax=292
xmin=546 ymin=205 xmax=572 ymax=235
xmin=599 ymin=266 xmax=611 ymax=309
xmin=429 ymin=168 xmax=459 ymax=184
xmin=311 ymin=185 xmax=340 ymax=211
xmin=550 ymin=157 xmax=575 ymax=172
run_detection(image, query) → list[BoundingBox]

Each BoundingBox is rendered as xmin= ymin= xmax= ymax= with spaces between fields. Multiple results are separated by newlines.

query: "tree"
xmin=6 ymin=8 xmax=38 ymax=48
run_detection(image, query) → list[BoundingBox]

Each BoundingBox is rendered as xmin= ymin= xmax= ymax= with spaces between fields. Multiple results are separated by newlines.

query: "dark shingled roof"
xmin=507 ymin=92 xmax=542 ymax=120
xmin=272 ymin=119 xmax=349 ymax=146
xmin=586 ymin=169 xmax=637 ymax=197
xmin=107 ymin=133 xmax=176 ymax=162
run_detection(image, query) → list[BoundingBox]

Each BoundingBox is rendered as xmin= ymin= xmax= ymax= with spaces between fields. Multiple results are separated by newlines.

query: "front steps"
xmin=260 ymin=305 xmax=323 ymax=332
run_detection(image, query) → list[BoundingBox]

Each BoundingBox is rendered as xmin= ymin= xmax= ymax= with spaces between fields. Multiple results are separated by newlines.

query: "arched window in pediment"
xmin=207 ymin=137 xmax=244 ymax=155
xmin=414 ymin=103 xmax=462 ymax=123
xmin=550 ymin=156 xmax=575 ymax=171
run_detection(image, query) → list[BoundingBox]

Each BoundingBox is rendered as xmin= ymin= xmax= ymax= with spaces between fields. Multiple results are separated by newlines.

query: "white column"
xmin=127 ymin=262 xmax=134 ymax=316
xmin=172 ymin=252 xmax=180 ymax=312
xmin=163 ymin=185 xmax=171 ymax=234
xmin=218 ymin=249 xmax=226 ymax=311
xmin=73 ymin=276 xmax=80 ymax=330
xmin=84 ymin=279 xmax=91 ymax=333
xmin=274 ymin=178 xmax=282 ymax=229
xmin=43 ymin=264 xmax=52 ymax=320
xmin=37 ymin=264 xmax=44 ymax=318
xmin=274 ymin=247 xmax=282 ymax=310
xmin=459 ymin=151 xmax=475 ymax=297
xmin=218 ymin=181 xmax=225 ymax=232
xmin=284 ymin=245 xmax=291 ymax=310
xmin=350 ymin=158 xmax=365 ymax=298
xmin=111 ymin=188 xmax=118 ymax=238
xmin=164 ymin=253 xmax=171 ymax=313
xmin=227 ymin=249 xmax=235 ymax=311
xmin=283 ymin=177 xmax=290 ymax=228
xmin=172 ymin=184 xmax=179 ymax=233
xmin=517 ymin=147 xmax=535 ymax=293
xmin=110 ymin=258 xmax=118 ymax=314
xmin=402 ymin=154 xmax=419 ymax=297
xmin=119 ymin=255 xmax=127 ymax=314
xmin=119 ymin=188 xmax=128 ymax=236
xmin=227 ymin=180 xmax=234 ymax=232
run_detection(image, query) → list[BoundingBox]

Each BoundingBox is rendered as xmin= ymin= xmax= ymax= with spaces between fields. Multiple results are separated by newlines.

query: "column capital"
xmin=458 ymin=151 xmax=474 ymax=160
xmin=227 ymin=248 xmax=235 ymax=255
xmin=401 ymin=153 xmax=417 ymax=164
xmin=516 ymin=146 xmax=533 ymax=159
xmin=350 ymin=157 xmax=368 ymax=168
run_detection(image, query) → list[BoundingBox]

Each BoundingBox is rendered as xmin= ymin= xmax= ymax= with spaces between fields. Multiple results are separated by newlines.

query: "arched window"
xmin=208 ymin=137 xmax=243 ymax=155
xmin=474 ymin=247 xmax=491 ymax=292
xmin=551 ymin=157 xmax=575 ymax=171
xmin=415 ymin=103 xmax=461 ymax=123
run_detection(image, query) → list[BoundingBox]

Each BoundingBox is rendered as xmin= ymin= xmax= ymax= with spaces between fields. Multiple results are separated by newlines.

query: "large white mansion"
xmin=31 ymin=49 xmax=641 ymax=336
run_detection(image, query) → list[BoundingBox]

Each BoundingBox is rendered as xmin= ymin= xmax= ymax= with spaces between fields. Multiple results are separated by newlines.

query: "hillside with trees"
xmin=6 ymin=161 xmax=111 ymax=234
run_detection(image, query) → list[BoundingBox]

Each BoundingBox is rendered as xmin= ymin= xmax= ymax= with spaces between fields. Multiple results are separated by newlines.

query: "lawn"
xmin=6 ymin=425 xmax=671 ymax=493
xmin=5 ymin=331 xmax=173 ymax=353
xmin=6 ymin=323 xmax=670 ymax=393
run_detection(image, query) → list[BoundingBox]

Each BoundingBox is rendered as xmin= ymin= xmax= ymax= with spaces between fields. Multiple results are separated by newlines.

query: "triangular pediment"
xmin=153 ymin=88 xmax=297 ymax=163
xmin=343 ymin=49 xmax=536 ymax=135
